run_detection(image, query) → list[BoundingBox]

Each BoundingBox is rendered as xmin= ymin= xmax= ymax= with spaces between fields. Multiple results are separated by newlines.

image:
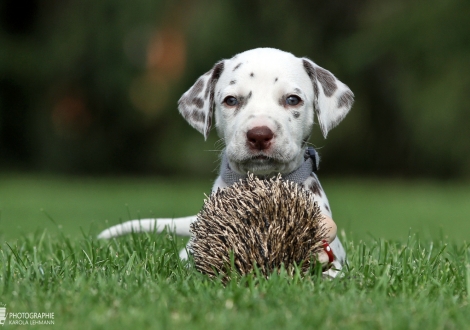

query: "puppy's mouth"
xmin=252 ymin=155 xmax=270 ymax=161
xmin=241 ymin=154 xmax=282 ymax=167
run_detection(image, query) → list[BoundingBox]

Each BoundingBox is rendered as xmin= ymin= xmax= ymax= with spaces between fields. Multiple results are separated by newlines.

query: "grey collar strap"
xmin=220 ymin=148 xmax=319 ymax=186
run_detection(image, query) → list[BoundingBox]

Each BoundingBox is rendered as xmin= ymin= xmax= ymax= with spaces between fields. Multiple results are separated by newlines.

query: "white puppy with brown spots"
xmin=98 ymin=48 xmax=354 ymax=278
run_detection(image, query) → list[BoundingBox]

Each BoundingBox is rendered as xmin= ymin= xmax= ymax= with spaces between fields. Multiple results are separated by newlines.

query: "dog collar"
xmin=306 ymin=146 xmax=319 ymax=172
xmin=220 ymin=147 xmax=319 ymax=186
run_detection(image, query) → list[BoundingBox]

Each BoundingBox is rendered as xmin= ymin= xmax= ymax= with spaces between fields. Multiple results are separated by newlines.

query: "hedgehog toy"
xmin=190 ymin=174 xmax=336 ymax=280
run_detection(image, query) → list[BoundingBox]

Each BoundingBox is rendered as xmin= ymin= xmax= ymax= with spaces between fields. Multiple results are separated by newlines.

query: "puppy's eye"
xmin=223 ymin=96 xmax=239 ymax=107
xmin=286 ymin=95 xmax=301 ymax=106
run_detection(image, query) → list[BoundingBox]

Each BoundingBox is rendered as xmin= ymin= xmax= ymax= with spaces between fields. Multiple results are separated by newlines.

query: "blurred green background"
xmin=0 ymin=0 xmax=469 ymax=239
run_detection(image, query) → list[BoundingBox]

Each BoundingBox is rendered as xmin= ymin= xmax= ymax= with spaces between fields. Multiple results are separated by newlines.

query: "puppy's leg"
xmin=320 ymin=236 xmax=346 ymax=278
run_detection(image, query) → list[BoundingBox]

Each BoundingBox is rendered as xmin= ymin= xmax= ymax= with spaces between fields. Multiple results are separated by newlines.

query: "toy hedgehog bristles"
xmin=190 ymin=173 xmax=328 ymax=280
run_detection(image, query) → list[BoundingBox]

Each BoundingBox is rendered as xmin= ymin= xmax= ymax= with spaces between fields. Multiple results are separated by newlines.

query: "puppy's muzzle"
xmin=246 ymin=126 xmax=274 ymax=151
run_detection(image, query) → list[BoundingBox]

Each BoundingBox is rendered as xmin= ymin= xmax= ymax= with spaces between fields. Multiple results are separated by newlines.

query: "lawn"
xmin=0 ymin=174 xmax=469 ymax=329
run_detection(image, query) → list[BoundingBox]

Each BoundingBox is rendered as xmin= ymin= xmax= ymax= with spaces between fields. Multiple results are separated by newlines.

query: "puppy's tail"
xmin=97 ymin=216 xmax=197 ymax=239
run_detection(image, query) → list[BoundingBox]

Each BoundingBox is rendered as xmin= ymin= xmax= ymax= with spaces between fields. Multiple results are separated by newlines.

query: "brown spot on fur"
xmin=212 ymin=62 xmax=224 ymax=79
xmin=204 ymin=82 xmax=211 ymax=101
xmin=190 ymin=78 xmax=205 ymax=97
xmin=303 ymin=60 xmax=319 ymax=105
xmin=324 ymin=204 xmax=330 ymax=212
xmin=233 ymin=63 xmax=242 ymax=71
xmin=206 ymin=114 xmax=212 ymax=132
xmin=190 ymin=109 xmax=205 ymax=123
xmin=192 ymin=97 xmax=204 ymax=109
xmin=204 ymin=61 xmax=225 ymax=100
xmin=250 ymin=72 xmax=254 ymax=77
xmin=337 ymin=90 xmax=354 ymax=108
xmin=316 ymin=67 xmax=337 ymax=97
xmin=201 ymin=61 xmax=225 ymax=137
xmin=274 ymin=77 xmax=278 ymax=83
xmin=234 ymin=91 xmax=252 ymax=115
xmin=229 ymin=80 xmax=236 ymax=85
xmin=309 ymin=178 xmax=323 ymax=197
xmin=303 ymin=60 xmax=315 ymax=78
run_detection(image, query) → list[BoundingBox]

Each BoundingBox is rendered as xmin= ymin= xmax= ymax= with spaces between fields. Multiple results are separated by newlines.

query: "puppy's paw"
xmin=316 ymin=250 xmax=332 ymax=270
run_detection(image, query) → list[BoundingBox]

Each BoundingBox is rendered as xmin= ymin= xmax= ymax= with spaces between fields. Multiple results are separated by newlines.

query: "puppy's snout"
xmin=246 ymin=126 xmax=274 ymax=151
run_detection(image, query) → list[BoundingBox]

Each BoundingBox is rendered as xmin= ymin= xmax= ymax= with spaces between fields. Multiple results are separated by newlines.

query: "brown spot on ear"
xmin=212 ymin=62 xmax=225 ymax=80
xmin=192 ymin=97 xmax=204 ymax=109
xmin=303 ymin=59 xmax=319 ymax=104
xmin=206 ymin=114 xmax=212 ymax=133
xmin=190 ymin=78 xmax=205 ymax=97
xmin=337 ymin=90 xmax=354 ymax=108
xmin=303 ymin=59 xmax=315 ymax=77
xmin=316 ymin=67 xmax=337 ymax=97
xmin=204 ymin=62 xmax=225 ymax=100
xmin=185 ymin=109 xmax=205 ymax=123
xmin=200 ymin=61 xmax=225 ymax=137
xmin=204 ymin=82 xmax=211 ymax=100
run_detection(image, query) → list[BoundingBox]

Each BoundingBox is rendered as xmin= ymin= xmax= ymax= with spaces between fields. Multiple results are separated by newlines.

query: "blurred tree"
xmin=0 ymin=0 xmax=468 ymax=178
xmin=334 ymin=0 xmax=470 ymax=177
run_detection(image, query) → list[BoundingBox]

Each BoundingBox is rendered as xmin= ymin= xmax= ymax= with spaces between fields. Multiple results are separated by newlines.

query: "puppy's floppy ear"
xmin=178 ymin=61 xmax=225 ymax=140
xmin=302 ymin=58 xmax=354 ymax=138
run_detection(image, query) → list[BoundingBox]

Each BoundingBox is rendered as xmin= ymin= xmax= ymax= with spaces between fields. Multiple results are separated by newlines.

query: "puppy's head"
xmin=178 ymin=48 xmax=354 ymax=175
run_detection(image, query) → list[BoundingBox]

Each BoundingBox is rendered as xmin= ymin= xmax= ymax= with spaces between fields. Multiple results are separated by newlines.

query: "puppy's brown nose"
xmin=246 ymin=126 xmax=274 ymax=151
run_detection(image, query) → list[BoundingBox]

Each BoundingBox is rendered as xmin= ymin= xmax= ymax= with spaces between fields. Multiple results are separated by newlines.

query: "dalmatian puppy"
xmin=98 ymin=48 xmax=354 ymax=278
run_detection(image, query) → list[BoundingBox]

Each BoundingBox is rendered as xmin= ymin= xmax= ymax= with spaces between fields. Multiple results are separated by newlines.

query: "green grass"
xmin=1 ymin=174 xmax=470 ymax=241
xmin=0 ymin=174 xmax=214 ymax=239
xmin=0 ymin=174 xmax=469 ymax=329
xmin=1 ymin=229 xmax=469 ymax=329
